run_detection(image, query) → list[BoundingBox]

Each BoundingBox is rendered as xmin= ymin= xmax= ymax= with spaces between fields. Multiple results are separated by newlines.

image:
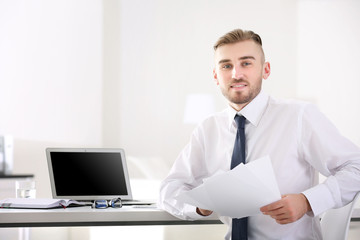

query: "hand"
xmin=196 ymin=207 xmax=213 ymax=216
xmin=260 ymin=194 xmax=311 ymax=224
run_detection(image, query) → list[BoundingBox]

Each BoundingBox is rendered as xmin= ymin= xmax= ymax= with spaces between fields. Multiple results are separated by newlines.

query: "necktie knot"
xmin=234 ymin=115 xmax=246 ymax=130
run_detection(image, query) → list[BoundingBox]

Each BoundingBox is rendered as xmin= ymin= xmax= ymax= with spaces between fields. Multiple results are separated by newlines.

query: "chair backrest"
xmin=321 ymin=192 xmax=360 ymax=240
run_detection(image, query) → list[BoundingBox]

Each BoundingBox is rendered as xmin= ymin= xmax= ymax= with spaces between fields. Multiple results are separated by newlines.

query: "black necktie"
xmin=231 ymin=115 xmax=248 ymax=240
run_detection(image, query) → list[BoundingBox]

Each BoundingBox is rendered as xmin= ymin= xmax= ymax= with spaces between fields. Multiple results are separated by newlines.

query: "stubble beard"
xmin=221 ymin=80 xmax=262 ymax=106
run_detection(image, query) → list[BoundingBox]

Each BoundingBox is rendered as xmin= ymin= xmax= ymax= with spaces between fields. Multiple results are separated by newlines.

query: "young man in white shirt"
xmin=159 ymin=29 xmax=360 ymax=239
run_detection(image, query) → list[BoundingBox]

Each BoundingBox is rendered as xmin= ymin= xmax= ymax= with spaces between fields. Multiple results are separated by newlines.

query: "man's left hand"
xmin=260 ymin=194 xmax=311 ymax=224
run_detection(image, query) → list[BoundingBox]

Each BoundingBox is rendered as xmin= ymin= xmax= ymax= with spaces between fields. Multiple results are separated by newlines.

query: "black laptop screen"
xmin=50 ymin=152 xmax=128 ymax=196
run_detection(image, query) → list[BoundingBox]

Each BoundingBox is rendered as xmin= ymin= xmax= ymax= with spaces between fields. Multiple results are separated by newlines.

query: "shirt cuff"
xmin=302 ymin=183 xmax=336 ymax=217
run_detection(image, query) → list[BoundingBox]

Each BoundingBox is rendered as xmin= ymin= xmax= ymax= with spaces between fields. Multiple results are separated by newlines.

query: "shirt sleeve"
xmin=300 ymin=104 xmax=360 ymax=216
xmin=158 ymin=126 xmax=211 ymax=220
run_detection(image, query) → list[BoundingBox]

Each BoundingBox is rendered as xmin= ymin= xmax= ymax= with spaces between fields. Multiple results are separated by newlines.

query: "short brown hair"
xmin=213 ymin=29 xmax=263 ymax=51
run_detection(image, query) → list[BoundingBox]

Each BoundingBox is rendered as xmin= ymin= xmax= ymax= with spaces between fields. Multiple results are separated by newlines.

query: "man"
xmin=159 ymin=29 xmax=360 ymax=239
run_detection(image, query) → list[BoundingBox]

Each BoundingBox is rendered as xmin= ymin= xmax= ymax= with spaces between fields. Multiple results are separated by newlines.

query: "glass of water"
xmin=15 ymin=180 xmax=36 ymax=198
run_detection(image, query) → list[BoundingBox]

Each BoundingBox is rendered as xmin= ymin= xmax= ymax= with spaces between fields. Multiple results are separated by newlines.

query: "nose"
xmin=232 ymin=65 xmax=244 ymax=80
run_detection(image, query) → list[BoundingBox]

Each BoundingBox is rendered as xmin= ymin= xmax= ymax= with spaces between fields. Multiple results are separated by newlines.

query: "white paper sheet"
xmin=175 ymin=156 xmax=281 ymax=218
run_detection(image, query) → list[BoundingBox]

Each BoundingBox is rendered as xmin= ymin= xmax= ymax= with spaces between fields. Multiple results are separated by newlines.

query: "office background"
xmin=0 ymin=0 xmax=359 ymax=239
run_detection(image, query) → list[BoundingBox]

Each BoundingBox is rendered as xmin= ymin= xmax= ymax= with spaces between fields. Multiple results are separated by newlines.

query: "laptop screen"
xmin=46 ymin=148 xmax=133 ymax=201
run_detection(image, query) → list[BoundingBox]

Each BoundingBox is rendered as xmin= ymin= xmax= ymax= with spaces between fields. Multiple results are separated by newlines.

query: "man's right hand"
xmin=196 ymin=207 xmax=213 ymax=216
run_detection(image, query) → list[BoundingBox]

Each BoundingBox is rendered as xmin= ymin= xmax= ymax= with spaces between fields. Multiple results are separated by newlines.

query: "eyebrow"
xmin=218 ymin=56 xmax=256 ymax=64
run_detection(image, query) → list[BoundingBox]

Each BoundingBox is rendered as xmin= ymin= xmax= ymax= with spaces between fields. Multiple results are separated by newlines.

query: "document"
xmin=0 ymin=198 xmax=85 ymax=209
xmin=175 ymin=156 xmax=281 ymax=218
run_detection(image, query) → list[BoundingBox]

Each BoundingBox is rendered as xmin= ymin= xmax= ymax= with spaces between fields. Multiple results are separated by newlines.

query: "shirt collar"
xmin=226 ymin=90 xmax=269 ymax=130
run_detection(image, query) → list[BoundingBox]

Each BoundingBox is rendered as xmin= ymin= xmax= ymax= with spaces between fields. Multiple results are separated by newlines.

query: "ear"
xmin=262 ymin=62 xmax=271 ymax=80
xmin=213 ymin=68 xmax=219 ymax=85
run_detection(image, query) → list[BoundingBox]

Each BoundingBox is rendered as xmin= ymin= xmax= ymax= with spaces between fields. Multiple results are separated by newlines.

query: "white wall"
xmin=0 ymin=0 xmax=103 ymax=196
xmin=0 ymin=1 xmax=103 ymax=239
xmin=297 ymin=0 xmax=360 ymax=146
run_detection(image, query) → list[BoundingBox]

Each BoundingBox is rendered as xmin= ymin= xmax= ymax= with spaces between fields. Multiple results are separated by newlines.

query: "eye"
xmin=242 ymin=62 xmax=252 ymax=67
xmin=222 ymin=64 xmax=232 ymax=69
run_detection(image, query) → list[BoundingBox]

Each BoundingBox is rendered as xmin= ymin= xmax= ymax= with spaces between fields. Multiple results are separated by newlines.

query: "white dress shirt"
xmin=159 ymin=91 xmax=360 ymax=240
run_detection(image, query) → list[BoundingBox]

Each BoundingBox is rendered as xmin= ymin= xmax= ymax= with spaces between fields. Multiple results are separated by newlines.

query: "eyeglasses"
xmin=91 ymin=198 xmax=122 ymax=209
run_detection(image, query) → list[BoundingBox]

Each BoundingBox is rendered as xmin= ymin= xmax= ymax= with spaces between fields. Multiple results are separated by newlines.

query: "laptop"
xmin=46 ymin=148 xmax=153 ymax=205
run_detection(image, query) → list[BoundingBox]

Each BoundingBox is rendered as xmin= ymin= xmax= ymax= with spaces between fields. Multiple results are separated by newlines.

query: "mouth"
xmin=230 ymin=83 xmax=247 ymax=90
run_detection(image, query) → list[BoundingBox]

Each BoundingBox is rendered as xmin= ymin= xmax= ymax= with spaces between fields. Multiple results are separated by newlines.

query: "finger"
xmin=263 ymin=207 xmax=287 ymax=217
xmin=265 ymin=195 xmax=294 ymax=213
xmin=260 ymin=200 xmax=284 ymax=213
xmin=274 ymin=211 xmax=298 ymax=224
xmin=268 ymin=210 xmax=291 ymax=223
xmin=272 ymin=213 xmax=288 ymax=221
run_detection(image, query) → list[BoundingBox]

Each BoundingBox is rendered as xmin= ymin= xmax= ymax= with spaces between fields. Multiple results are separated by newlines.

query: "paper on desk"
xmin=175 ymin=156 xmax=281 ymax=218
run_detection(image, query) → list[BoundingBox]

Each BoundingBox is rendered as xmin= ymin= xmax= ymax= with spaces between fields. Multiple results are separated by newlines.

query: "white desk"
xmin=352 ymin=208 xmax=360 ymax=221
xmin=1 ymin=205 xmax=359 ymax=228
xmin=0 ymin=206 xmax=221 ymax=228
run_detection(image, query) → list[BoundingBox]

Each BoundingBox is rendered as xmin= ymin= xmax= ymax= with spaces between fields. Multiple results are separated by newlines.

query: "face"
xmin=213 ymin=40 xmax=270 ymax=111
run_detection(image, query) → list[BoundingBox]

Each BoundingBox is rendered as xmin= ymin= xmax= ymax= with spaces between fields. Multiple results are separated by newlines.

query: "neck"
xmin=229 ymin=102 xmax=248 ymax=112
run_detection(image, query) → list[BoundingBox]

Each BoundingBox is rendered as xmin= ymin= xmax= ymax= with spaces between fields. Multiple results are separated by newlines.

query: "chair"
xmin=321 ymin=192 xmax=360 ymax=240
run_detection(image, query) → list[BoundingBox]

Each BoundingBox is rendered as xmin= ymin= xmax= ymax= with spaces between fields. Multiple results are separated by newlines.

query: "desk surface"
xmin=0 ymin=174 xmax=34 ymax=179
xmin=0 ymin=205 xmax=221 ymax=228
xmin=1 ymin=206 xmax=359 ymax=228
